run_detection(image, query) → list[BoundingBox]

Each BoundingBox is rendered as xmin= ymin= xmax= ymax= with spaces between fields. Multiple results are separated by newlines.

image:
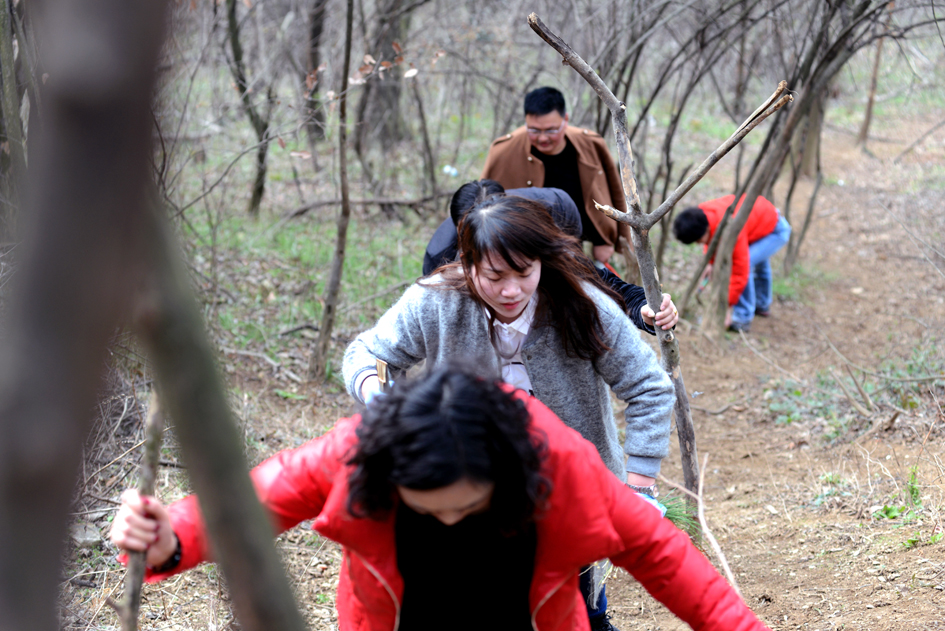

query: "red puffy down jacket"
xmin=700 ymin=194 xmax=779 ymax=305
xmin=145 ymin=391 xmax=770 ymax=631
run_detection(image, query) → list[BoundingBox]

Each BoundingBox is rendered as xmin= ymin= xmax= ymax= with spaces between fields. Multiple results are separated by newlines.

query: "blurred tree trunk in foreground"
xmin=0 ymin=1 xmax=310 ymax=629
xmin=0 ymin=0 xmax=166 ymax=627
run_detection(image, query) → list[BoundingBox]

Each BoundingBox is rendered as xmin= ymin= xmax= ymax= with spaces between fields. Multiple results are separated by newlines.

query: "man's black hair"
xmin=672 ymin=207 xmax=710 ymax=244
xmin=524 ymin=87 xmax=566 ymax=117
xmin=450 ymin=180 xmax=505 ymax=226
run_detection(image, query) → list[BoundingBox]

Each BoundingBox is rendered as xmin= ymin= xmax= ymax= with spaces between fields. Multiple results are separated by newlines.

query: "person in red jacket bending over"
xmin=110 ymin=366 xmax=771 ymax=631
xmin=673 ymin=194 xmax=792 ymax=333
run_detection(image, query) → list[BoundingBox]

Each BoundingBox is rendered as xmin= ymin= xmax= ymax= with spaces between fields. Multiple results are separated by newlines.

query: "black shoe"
xmin=727 ymin=321 xmax=751 ymax=333
xmin=755 ymin=307 xmax=770 ymax=317
xmin=589 ymin=612 xmax=621 ymax=631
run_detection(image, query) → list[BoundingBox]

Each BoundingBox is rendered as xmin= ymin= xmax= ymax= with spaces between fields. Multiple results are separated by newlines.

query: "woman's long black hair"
xmin=346 ymin=366 xmax=550 ymax=532
xmin=450 ymin=194 xmax=623 ymax=361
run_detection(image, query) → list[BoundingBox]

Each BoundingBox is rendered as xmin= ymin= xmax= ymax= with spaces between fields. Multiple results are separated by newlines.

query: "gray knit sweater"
xmin=342 ymin=278 xmax=675 ymax=479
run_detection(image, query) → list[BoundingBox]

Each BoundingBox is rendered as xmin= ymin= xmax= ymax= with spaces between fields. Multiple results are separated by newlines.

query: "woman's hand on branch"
xmin=110 ymin=489 xmax=177 ymax=568
xmin=641 ymin=293 xmax=678 ymax=330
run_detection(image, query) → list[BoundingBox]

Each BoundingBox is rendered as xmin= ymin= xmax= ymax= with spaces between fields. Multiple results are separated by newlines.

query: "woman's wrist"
xmin=149 ymin=534 xmax=182 ymax=573
xmin=359 ymin=375 xmax=381 ymax=402
xmin=626 ymin=483 xmax=659 ymax=498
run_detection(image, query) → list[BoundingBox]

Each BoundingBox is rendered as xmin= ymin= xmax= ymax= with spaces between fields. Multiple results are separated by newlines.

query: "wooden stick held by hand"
xmin=107 ymin=392 xmax=164 ymax=631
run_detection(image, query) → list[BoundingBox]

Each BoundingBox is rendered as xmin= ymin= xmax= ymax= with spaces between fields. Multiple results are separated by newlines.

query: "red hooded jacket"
xmin=145 ymin=391 xmax=769 ymax=631
xmin=700 ymin=195 xmax=779 ymax=305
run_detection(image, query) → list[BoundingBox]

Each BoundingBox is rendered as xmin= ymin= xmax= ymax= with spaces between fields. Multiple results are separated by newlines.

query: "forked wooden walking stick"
xmin=527 ymin=13 xmax=791 ymax=497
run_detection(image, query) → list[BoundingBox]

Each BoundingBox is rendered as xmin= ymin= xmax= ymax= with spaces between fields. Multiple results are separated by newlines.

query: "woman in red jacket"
xmin=110 ymin=367 xmax=769 ymax=631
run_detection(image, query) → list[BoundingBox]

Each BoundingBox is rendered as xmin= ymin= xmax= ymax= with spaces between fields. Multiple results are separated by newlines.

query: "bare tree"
xmin=0 ymin=0 xmax=25 ymax=215
xmin=137 ymin=204 xmax=308 ymax=631
xmin=701 ymin=0 xmax=941 ymax=333
xmin=355 ymin=0 xmax=428 ymax=151
xmin=224 ymin=0 xmax=279 ymax=216
xmin=310 ymin=0 xmax=355 ymax=379
xmin=303 ymin=0 xmax=329 ymax=144
xmin=858 ymin=3 xmax=894 ymax=145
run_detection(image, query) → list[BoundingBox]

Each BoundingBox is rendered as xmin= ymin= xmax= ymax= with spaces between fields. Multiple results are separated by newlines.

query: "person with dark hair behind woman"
xmin=423 ymin=179 xmax=678 ymax=333
xmin=345 ymin=195 xmax=676 ymax=629
xmin=111 ymin=367 xmax=771 ymax=631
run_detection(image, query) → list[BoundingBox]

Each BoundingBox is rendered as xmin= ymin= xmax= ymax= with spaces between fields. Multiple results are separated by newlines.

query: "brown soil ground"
xmin=60 ymin=121 xmax=945 ymax=630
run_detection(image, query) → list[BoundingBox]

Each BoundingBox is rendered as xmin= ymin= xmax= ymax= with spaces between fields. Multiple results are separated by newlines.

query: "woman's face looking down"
xmin=397 ymin=478 xmax=495 ymax=526
xmin=470 ymin=252 xmax=541 ymax=324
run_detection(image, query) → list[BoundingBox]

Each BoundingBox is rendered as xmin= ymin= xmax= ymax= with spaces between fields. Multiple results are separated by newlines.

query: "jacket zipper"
xmin=352 ymin=551 xmax=401 ymax=631
xmin=530 ymin=571 xmax=573 ymax=631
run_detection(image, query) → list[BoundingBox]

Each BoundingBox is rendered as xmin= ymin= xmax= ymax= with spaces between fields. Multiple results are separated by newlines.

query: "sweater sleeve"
xmin=342 ymin=282 xmax=432 ymax=403
xmin=143 ymin=422 xmax=352 ymax=582
xmin=588 ymin=288 xmax=675 ymax=477
xmin=604 ymin=474 xmax=770 ymax=631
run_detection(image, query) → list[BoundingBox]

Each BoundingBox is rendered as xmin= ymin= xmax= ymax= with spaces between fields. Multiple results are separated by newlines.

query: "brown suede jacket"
xmin=481 ymin=125 xmax=630 ymax=250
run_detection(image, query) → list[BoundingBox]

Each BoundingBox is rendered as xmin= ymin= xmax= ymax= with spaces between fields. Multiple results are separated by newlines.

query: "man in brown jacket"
xmin=481 ymin=87 xmax=630 ymax=264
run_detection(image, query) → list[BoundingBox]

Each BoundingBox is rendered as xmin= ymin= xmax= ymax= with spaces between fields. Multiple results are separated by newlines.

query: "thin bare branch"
xmin=284 ymin=192 xmax=451 ymax=220
xmin=594 ymin=87 xmax=791 ymax=231
xmin=659 ymin=454 xmax=741 ymax=597
xmin=893 ymin=116 xmax=945 ymax=162
xmin=647 ymin=88 xmax=792 ymax=229
xmin=879 ymin=202 xmax=945 ymax=280
xmin=828 ymin=367 xmax=872 ymax=418
xmin=528 ymin=12 xmax=700 ymax=494
xmin=845 ymin=364 xmax=874 ymax=411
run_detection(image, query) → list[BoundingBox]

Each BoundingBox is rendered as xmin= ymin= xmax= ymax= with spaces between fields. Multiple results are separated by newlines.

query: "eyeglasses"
xmin=526 ymin=121 xmax=566 ymax=137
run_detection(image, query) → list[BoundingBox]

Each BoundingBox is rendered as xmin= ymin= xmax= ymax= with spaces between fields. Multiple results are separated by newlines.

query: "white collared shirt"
xmin=487 ymin=294 xmax=538 ymax=393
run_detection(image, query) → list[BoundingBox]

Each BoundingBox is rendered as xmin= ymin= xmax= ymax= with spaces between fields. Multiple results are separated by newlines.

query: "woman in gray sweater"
xmin=343 ymin=194 xmax=675 ymax=630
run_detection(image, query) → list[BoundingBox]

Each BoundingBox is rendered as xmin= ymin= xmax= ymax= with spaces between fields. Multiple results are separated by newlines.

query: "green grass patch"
xmin=772 ymin=263 xmax=836 ymax=302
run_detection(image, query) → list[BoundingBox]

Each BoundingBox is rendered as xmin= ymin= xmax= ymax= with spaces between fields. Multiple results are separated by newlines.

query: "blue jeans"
xmin=732 ymin=215 xmax=791 ymax=325
xmin=580 ymin=564 xmax=608 ymax=619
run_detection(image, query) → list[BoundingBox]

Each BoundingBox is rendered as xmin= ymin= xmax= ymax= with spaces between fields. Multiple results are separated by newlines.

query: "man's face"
xmin=525 ymin=111 xmax=568 ymax=155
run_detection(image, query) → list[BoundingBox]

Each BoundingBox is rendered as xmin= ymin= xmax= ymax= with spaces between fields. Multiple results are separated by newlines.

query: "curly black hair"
xmin=346 ymin=366 xmax=550 ymax=532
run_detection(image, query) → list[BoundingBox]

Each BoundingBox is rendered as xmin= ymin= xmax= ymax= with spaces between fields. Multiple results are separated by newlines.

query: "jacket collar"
xmin=509 ymin=124 xmax=600 ymax=173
